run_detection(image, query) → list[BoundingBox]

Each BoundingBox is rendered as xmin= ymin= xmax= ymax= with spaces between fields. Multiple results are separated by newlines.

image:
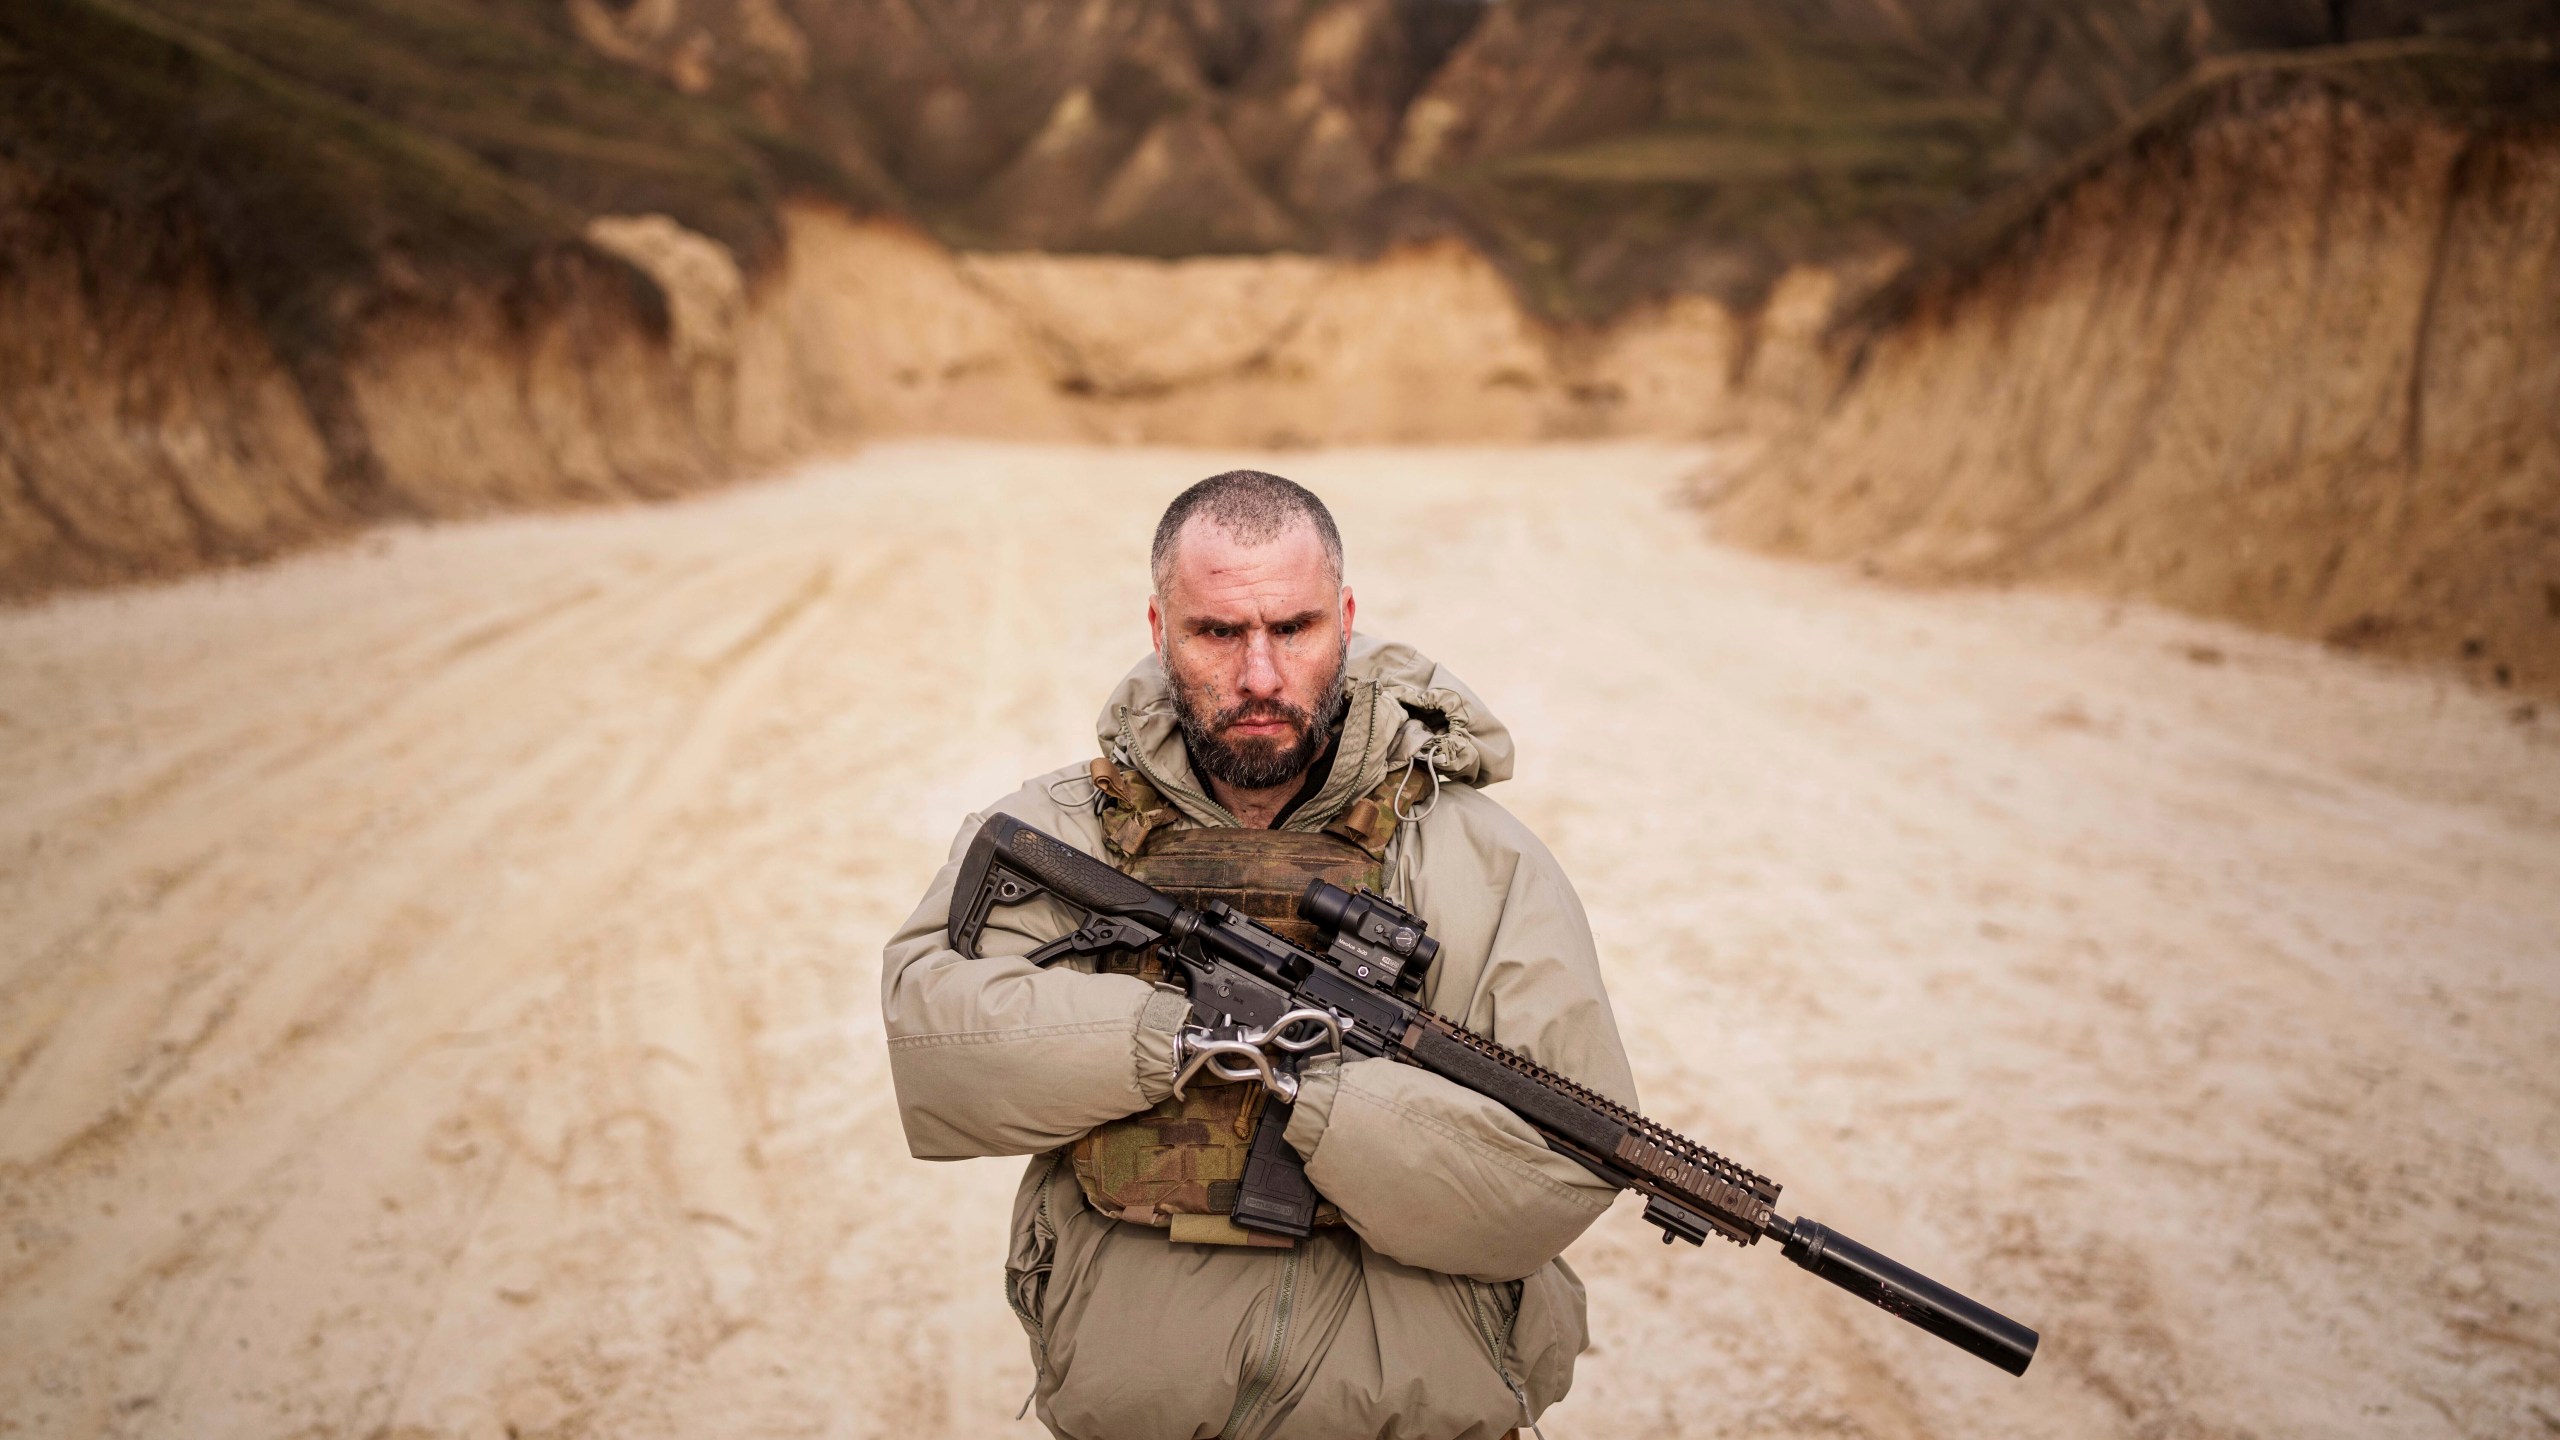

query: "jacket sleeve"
xmin=881 ymin=786 xmax=1186 ymax=1159
xmin=1282 ymin=802 xmax=1636 ymax=1282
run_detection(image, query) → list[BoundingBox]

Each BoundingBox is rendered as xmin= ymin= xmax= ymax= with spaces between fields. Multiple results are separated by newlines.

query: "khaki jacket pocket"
xmin=1006 ymin=1153 xmax=1067 ymax=1365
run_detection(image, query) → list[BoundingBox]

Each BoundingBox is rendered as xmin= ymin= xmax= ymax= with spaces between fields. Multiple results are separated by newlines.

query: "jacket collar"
xmin=1094 ymin=633 xmax=1514 ymax=831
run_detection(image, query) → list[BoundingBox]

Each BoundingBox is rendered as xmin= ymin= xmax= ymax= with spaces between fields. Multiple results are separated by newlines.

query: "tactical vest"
xmin=1073 ymin=755 xmax=1421 ymax=1247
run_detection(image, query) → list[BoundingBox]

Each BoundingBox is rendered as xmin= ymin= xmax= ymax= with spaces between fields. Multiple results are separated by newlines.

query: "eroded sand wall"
xmin=1707 ymin=65 xmax=2560 ymax=694
xmin=0 ymin=200 xmax=1778 ymax=596
xmin=745 ymin=212 xmax=1782 ymax=448
xmin=0 ymin=194 xmax=341 ymax=589
xmin=0 ymin=202 xmax=771 ymax=596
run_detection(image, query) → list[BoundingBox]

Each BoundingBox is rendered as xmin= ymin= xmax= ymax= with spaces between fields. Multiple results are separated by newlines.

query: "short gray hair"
xmin=1151 ymin=470 xmax=1344 ymax=595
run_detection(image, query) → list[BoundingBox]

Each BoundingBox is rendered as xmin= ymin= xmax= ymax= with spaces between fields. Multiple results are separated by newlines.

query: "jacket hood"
xmin=1093 ymin=634 xmax=1515 ymax=831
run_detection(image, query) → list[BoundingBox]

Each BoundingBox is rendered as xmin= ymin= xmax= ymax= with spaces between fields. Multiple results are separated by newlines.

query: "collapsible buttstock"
xmin=993 ymin=817 xmax=1165 ymax=913
xmin=948 ymin=814 xmax=1179 ymax=956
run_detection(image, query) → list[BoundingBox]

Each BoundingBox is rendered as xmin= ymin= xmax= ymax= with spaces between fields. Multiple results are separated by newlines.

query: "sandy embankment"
xmin=2 ymin=443 xmax=2555 ymax=1438
xmin=0 ymin=190 xmax=1809 ymax=597
xmin=1709 ymin=50 xmax=2560 ymax=698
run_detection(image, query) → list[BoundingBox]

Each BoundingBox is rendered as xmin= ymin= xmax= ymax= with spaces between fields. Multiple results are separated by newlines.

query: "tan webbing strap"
xmin=1169 ymin=1213 xmax=1296 ymax=1248
xmin=1322 ymin=765 xmax=1427 ymax=859
xmin=1090 ymin=756 xmax=1179 ymax=861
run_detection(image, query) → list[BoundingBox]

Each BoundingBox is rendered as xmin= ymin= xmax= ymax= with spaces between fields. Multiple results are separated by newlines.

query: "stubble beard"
xmin=1170 ymin=644 xmax=1351 ymax=793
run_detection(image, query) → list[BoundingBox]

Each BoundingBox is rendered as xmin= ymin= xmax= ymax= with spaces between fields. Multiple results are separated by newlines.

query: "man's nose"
xmin=1238 ymin=632 xmax=1283 ymax=697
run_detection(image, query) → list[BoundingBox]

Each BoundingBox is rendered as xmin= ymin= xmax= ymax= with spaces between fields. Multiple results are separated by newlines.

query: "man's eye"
xmin=1272 ymin=622 xmax=1301 ymax=637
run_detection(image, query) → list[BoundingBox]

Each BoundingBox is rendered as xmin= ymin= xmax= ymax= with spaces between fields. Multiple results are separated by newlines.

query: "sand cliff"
xmin=0 ymin=198 xmax=763 ymax=594
xmin=1706 ymin=47 xmax=2560 ymax=696
xmin=0 ymin=197 xmax=1823 ymax=595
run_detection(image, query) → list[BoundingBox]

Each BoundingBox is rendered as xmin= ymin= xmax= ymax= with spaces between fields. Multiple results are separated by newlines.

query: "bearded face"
xmin=1168 ymin=640 xmax=1350 ymax=791
xmin=1147 ymin=507 xmax=1356 ymax=811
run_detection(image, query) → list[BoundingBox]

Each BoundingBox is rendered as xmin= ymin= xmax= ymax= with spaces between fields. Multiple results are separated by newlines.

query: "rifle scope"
xmin=1300 ymin=882 xmax=1438 ymax=995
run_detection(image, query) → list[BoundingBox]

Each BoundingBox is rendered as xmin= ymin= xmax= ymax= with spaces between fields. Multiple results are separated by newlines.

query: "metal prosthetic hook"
xmin=1172 ymin=1037 xmax=1298 ymax=1101
xmin=1256 ymin=1008 xmax=1345 ymax=1054
xmin=1169 ymin=1008 xmax=1344 ymax=1100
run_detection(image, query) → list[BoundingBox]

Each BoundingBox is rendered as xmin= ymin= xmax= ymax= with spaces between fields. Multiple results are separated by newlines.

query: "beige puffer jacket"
xmin=882 ymin=636 xmax=1638 ymax=1440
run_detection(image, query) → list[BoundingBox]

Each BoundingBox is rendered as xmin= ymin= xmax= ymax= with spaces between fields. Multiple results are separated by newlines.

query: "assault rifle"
xmin=948 ymin=814 xmax=2039 ymax=1376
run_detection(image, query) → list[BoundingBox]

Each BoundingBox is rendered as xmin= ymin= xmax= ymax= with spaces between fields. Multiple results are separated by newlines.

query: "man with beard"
xmin=882 ymin=471 xmax=1636 ymax=1440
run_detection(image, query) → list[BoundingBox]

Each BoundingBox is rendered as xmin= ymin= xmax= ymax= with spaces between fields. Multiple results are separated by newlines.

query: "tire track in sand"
xmin=0 ymin=553 xmax=866 ymax=1439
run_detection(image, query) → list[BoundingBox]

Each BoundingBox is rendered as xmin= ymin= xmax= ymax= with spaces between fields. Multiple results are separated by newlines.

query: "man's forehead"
xmin=1162 ymin=514 xmax=1335 ymax=601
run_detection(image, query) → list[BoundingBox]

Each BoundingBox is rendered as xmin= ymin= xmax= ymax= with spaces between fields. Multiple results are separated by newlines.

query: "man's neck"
xmin=1208 ymin=775 xmax=1306 ymax=831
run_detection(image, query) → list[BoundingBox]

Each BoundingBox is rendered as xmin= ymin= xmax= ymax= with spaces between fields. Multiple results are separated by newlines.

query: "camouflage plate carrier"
xmin=1073 ymin=754 xmax=1422 ymax=1248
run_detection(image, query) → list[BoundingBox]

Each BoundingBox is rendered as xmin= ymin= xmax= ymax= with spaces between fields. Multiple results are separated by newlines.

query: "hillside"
xmin=0 ymin=0 xmax=866 ymax=349
xmin=604 ymin=0 xmax=2552 ymax=314
xmin=600 ymin=0 xmax=2219 ymax=315
xmin=1705 ymin=44 xmax=2560 ymax=697
xmin=0 ymin=0 xmax=884 ymax=588
xmin=5 ymin=0 xmax=2559 ymax=679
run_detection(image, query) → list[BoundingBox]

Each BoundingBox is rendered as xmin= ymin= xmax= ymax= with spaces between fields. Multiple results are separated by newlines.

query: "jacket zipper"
xmin=1280 ymin=682 xmax=1384 ymax=832
xmin=1469 ymin=1279 xmax=1535 ymax=1435
xmin=1118 ymin=707 xmax=1239 ymax=827
xmin=1007 ymin=1159 xmax=1061 ymax=1398
xmin=1219 ymin=1248 xmax=1301 ymax=1439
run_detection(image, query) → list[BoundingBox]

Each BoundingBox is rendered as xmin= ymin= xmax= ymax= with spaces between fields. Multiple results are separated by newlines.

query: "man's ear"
xmin=1340 ymin=585 xmax=1356 ymax=637
xmin=1148 ymin=594 xmax=1167 ymax=657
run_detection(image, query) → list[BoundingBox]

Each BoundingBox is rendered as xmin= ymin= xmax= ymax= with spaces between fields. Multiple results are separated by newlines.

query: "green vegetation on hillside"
xmin=1848 ymin=41 xmax=2560 ymax=334
xmin=0 ymin=0 xmax=865 ymax=355
xmin=1439 ymin=44 xmax=2032 ymax=315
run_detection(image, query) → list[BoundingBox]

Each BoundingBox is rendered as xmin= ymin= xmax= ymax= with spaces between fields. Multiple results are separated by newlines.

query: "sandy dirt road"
xmin=3 ymin=442 xmax=2557 ymax=1439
